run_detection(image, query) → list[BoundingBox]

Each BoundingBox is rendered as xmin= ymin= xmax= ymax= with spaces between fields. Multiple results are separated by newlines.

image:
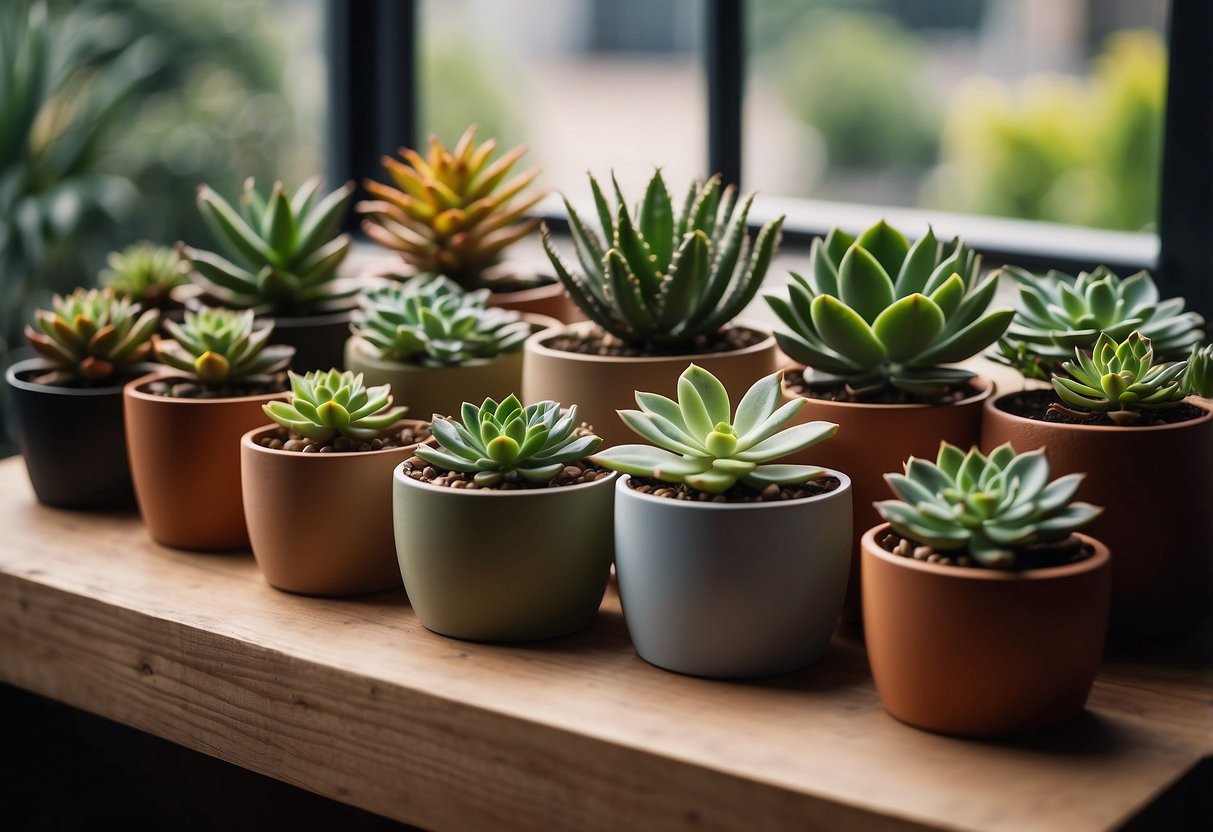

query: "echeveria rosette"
xmin=876 ymin=442 xmax=1102 ymax=569
xmin=263 ymin=369 xmax=408 ymax=443
xmin=591 ymin=365 xmax=837 ymax=495
xmin=156 ymin=307 xmax=293 ymax=386
xmin=543 ymin=170 xmax=784 ymax=348
xmin=994 ymin=266 xmax=1205 ymax=380
xmin=24 ymin=288 xmax=160 ymax=385
xmin=1185 ymin=343 xmax=1213 ymax=398
xmin=766 ymin=221 xmax=1013 ymax=399
xmin=1051 ymin=331 xmax=1191 ymax=425
xmin=416 ymin=395 xmax=602 ymax=487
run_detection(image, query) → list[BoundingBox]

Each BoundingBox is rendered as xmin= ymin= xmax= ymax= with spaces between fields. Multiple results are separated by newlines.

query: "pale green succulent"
xmin=263 ymin=369 xmax=407 ymax=443
xmin=876 ymin=442 xmax=1102 ymax=569
xmin=99 ymin=243 xmax=189 ymax=308
xmin=352 ymin=275 xmax=532 ymax=367
xmin=543 ymin=171 xmax=784 ymax=347
xmin=592 ymin=365 xmax=837 ymax=494
xmin=995 ymin=266 xmax=1205 ymax=380
xmin=1051 ymin=331 xmax=1192 ymax=425
xmin=156 ymin=307 xmax=293 ymax=386
xmin=766 ymin=221 xmax=1012 ymax=399
xmin=1184 ymin=343 xmax=1213 ymax=398
xmin=24 ymin=288 xmax=160 ymax=385
xmin=417 ymin=396 xmax=603 ymax=486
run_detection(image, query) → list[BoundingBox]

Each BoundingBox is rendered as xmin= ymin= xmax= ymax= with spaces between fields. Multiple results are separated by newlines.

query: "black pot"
xmin=270 ymin=307 xmax=355 ymax=373
xmin=5 ymin=358 xmax=147 ymax=509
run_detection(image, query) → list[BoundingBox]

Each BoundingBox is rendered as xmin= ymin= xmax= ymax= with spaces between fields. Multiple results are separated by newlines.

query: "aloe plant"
xmin=416 ymin=396 xmax=602 ymax=486
xmin=1051 ymin=331 xmax=1195 ymax=425
xmin=543 ymin=171 xmax=784 ymax=348
xmin=876 ymin=442 xmax=1102 ymax=569
xmin=156 ymin=307 xmax=293 ymax=387
xmin=23 ymin=288 xmax=159 ymax=385
xmin=99 ymin=243 xmax=188 ymax=308
xmin=592 ymin=365 xmax=837 ymax=494
xmin=1185 ymin=343 xmax=1213 ymax=398
xmin=263 ymin=369 xmax=407 ymax=443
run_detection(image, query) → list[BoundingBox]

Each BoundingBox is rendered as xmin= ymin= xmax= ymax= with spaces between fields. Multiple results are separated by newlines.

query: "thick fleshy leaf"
xmin=731 ymin=372 xmax=782 ymax=438
xmin=743 ymin=464 xmax=826 ymax=486
xmin=591 ymin=445 xmax=709 ymax=480
xmin=838 ymin=245 xmax=895 ymax=324
xmin=855 ymin=220 xmax=910 ymax=279
xmin=617 ymin=410 xmax=702 ymax=456
xmin=735 ymin=420 xmax=837 ymax=462
xmin=681 ymin=364 xmax=731 ymax=426
xmin=911 ymin=308 xmax=1014 ymax=366
xmin=773 ymin=331 xmax=860 ymax=375
xmin=872 ymin=293 xmax=945 ymax=362
xmin=810 ymin=295 xmax=887 ymax=368
xmin=893 ymin=226 xmax=939 ymax=296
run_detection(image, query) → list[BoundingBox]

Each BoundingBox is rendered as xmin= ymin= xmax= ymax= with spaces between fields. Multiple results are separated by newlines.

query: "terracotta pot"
xmin=487 ymin=279 xmax=582 ymax=323
xmin=124 ymin=371 xmax=287 ymax=550
xmin=981 ymin=392 xmax=1213 ymax=638
xmin=781 ymin=372 xmax=992 ymax=622
xmin=522 ymin=324 xmax=780 ymax=448
xmin=393 ymin=467 xmax=616 ymax=642
xmin=862 ymin=524 xmax=1111 ymax=737
xmin=241 ymin=422 xmax=429 ymax=595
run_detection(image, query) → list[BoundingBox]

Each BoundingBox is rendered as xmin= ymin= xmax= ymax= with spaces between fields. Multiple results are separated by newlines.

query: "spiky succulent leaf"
xmin=156 ymin=307 xmax=292 ymax=387
xmin=1184 ymin=343 xmax=1213 ymax=398
xmin=262 ymin=369 xmax=407 ymax=444
xmin=99 ymin=243 xmax=188 ymax=307
xmin=24 ymin=288 xmax=159 ymax=385
xmin=1051 ymin=331 xmax=1194 ymax=425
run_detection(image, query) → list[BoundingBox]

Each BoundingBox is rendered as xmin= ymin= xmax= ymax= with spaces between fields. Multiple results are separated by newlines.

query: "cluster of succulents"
xmin=592 ymin=365 xmax=837 ymax=494
xmin=1185 ymin=343 xmax=1213 ymax=398
xmin=358 ymin=125 xmax=545 ymax=289
xmin=263 ymin=369 xmax=407 ymax=443
xmin=186 ymin=177 xmax=356 ymax=313
xmin=352 ymin=276 xmax=533 ymax=367
xmin=156 ymin=307 xmax=293 ymax=386
xmin=543 ymin=171 xmax=784 ymax=349
xmin=24 ymin=288 xmax=160 ymax=385
xmin=417 ymin=396 xmax=602 ymax=486
xmin=876 ymin=442 xmax=1102 ymax=569
xmin=99 ymin=243 xmax=188 ymax=308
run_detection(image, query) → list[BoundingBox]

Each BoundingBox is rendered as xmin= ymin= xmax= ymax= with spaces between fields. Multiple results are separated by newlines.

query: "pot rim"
xmin=614 ymin=469 xmax=852 ymax=511
xmin=984 ymin=388 xmax=1213 ymax=433
xmin=345 ymin=334 xmax=527 ymax=373
xmin=241 ymin=420 xmax=432 ymax=459
xmin=123 ymin=370 xmax=289 ymax=405
xmin=524 ymin=321 xmax=776 ymax=366
xmin=861 ymin=523 xmax=1110 ymax=582
xmin=394 ymin=461 xmax=617 ymax=497
xmin=780 ymin=365 xmax=993 ymax=411
xmin=6 ymin=358 xmax=154 ymax=398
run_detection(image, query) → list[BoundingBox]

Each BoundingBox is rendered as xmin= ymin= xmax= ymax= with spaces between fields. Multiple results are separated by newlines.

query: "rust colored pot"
xmin=124 ymin=372 xmax=287 ymax=550
xmin=981 ymin=392 xmax=1213 ymax=638
xmin=862 ymin=524 xmax=1111 ymax=737
xmin=487 ymin=279 xmax=582 ymax=323
xmin=522 ymin=324 xmax=780 ymax=448
xmin=241 ymin=422 xmax=429 ymax=595
xmin=781 ymin=373 xmax=992 ymax=621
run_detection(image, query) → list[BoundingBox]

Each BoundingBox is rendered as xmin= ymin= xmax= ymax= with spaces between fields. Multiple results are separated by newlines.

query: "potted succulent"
xmin=393 ymin=395 xmax=613 ymax=642
xmin=358 ymin=124 xmax=576 ymax=320
xmin=6 ymin=288 xmax=159 ymax=508
xmin=982 ymin=331 xmax=1213 ymax=637
xmin=99 ymin=242 xmax=189 ymax=320
xmin=528 ymin=171 xmax=784 ymax=447
xmin=125 ymin=307 xmax=294 ymax=550
xmin=242 ymin=369 xmax=430 ymax=595
xmin=344 ymin=275 xmax=554 ymax=418
xmin=181 ymin=176 xmax=357 ymax=371
xmin=764 ymin=220 xmax=1013 ymax=617
xmin=863 ymin=442 xmax=1108 ymax=737
xmin=592 ymin=365 xmax=851 ymax=679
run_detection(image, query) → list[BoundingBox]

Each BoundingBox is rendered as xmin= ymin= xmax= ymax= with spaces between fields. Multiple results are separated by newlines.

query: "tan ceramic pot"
xmin=862 ymin=524 xmax=1111 ymax=737
xmin=124 ymin=372 xmax=287 ymax=550
xmin=781 ymin=372 xmax=992 ymax=621
xmin=981 ymin=393 xmax=1213 ymax=637
xmin=522 ymin=323 xmax=780 ymax=447
xmin=241 ymin=421 xmax=430 ymax=595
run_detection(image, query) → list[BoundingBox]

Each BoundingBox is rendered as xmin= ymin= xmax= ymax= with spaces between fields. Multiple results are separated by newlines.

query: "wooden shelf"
xmin=0 ymin=457 xmax=1208 ymax=831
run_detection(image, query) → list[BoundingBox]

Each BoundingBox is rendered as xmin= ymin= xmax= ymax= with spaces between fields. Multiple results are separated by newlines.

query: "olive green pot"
xmin=392 ymin=467 xmax=616 ymax=642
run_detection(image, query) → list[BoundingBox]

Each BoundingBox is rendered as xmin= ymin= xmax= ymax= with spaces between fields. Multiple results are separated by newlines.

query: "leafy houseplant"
xmin=526 ymin=171 xmax=784 ymax=447
xmin=242 ymin=370 xmax=431 ymax=596
xmin=862 ymin=442 xmax=1110 ymax=737
xmin=100 ymin=243 xmax=189 ymax=316
xmin=393 ymin=395 xmax=615 ymax=642
xmin=592 ymin=365 xmax=852 ymax=678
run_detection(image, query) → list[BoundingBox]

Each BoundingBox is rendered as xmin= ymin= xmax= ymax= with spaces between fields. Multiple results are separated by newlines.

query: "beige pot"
xmin=241 ymin=422 xmax=430 ymax=595
xmin=521 ymin=323 xmax=780 ymax=448
xmin=124 ymin=371 xmax=287 ymax=550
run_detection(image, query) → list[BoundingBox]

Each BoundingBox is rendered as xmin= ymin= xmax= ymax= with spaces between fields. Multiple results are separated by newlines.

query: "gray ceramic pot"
xmin=613 ymin=472 xmax=852 ymax=678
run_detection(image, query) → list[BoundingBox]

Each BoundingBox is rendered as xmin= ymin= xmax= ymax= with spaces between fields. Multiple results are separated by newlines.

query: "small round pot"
xmin=862 ymin=524 xmax=1111 ymax=737
xmin=613 ymin=472 xmax=853 ymax=679
xmin=269 ymin=305 xmax=356 ymax=372
xmin=124 ymin=372 xmax=288 ymax=550
xmin=522 ymin=324 xmax=780 ymax=448
xmin=242 ymin=421 xmax=430 ymax=595
xmin=393 ymin=467 xmax=616 ymax=642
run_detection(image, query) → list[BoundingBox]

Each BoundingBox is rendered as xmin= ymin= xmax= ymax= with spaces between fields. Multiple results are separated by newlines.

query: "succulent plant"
xmin=358 ymin=125 xmax=545 ymax=289
xmin=263 ymin=369 xmax=407 ymax=443
xmin=1184 ymin=343 xmax=1213 ymax=398
xmin=156 ymin=307 xmax=293 ymax=387
xmin=994 ymin=266 xmax=1206 ymax=380
xmin=99 ymin=243 xmax=188 ymax=307
xmin=24 ymin=288 xmax=160 ymax=385
xmin=352 ymin=276 xmax=533 ymax=367
xmin=591 ymin=365 xmax=837 ymax=494
xmin=185 ymin=177 xmax=356 ymax=314
xmin=876 ymin=442 xmax=1102 ymax=569
xmin=1051 ymin=331 xmax=1192 ymax=425
xmin=765 ymin=221 xmax=1012 ymax=399
xmin=416 ymin=395 xmax=602 ymax=486
xmin=543 ymin=171 xmax=784 ymax=348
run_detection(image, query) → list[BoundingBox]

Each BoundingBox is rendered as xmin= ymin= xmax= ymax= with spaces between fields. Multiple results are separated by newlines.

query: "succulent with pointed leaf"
xmin=99 ymin=243 xmax=188 ymax=308
xmin=263 ymin=369 xmax=407 ymax=443
xmin=876 ymin=442 xmax=1102 ymax=569
xmin=765 ymin=220 xmax=1012 ymax=399
xmin=1184 ymin=343 xmax=1213 ymax=398
xmin=1051 ymin=331 xmax=1191 ymax=425
xmin=592 ymin=365 xmax=836 ymax=494
xmin=156 ymin=307 xmax=293 ymax=387
xmin=416 ymin=396 xmax=602 ymax=486
xmin=543 ymin=171 xmax=784 ymax=348
xmin=24 ymin=288 xmax=160 ymax=385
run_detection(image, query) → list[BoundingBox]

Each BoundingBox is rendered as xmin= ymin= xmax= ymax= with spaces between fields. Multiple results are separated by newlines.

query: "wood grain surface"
xmin=0 ymin=457 xmax=1208 ymax=831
